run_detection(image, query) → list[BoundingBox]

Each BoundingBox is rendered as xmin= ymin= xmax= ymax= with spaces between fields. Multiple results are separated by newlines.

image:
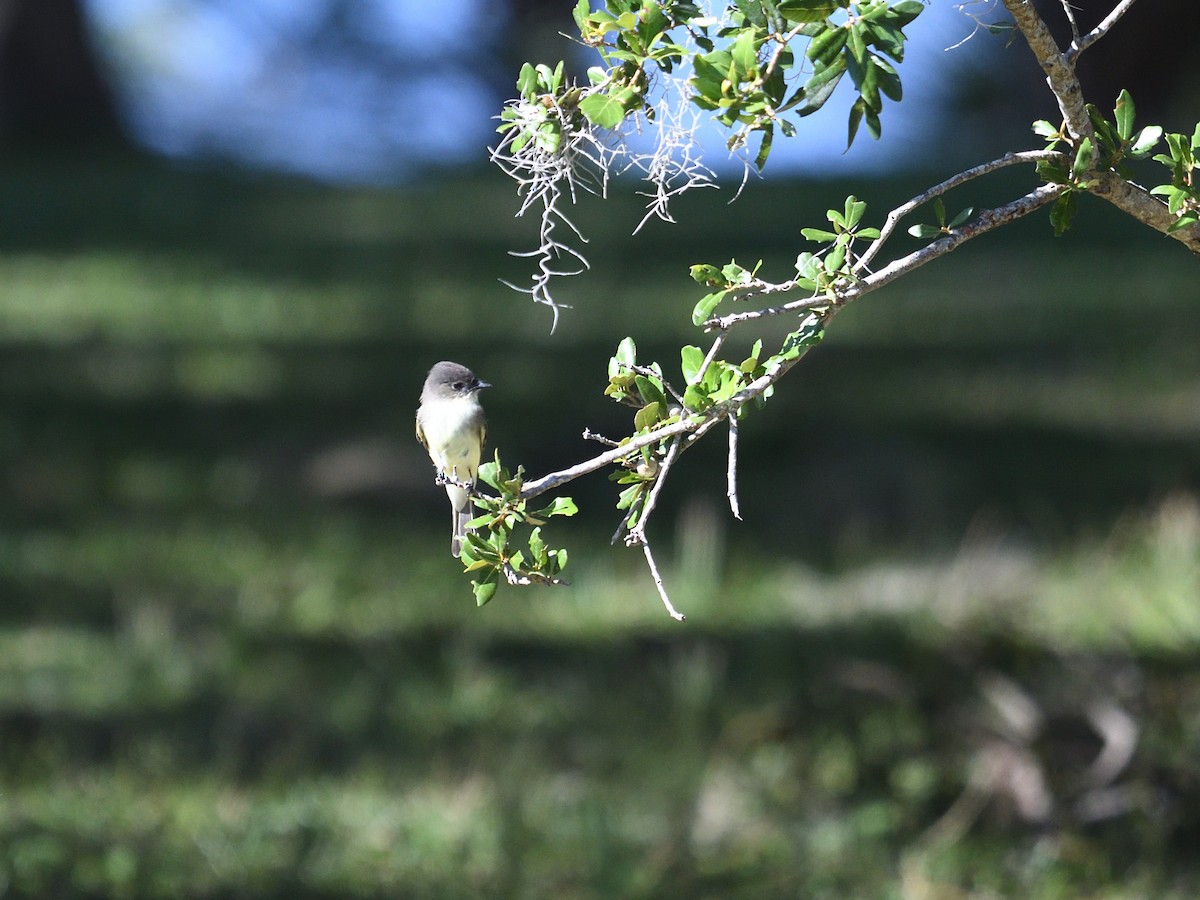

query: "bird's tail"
xmin=451 ymin=503 xmax=473 ymax=558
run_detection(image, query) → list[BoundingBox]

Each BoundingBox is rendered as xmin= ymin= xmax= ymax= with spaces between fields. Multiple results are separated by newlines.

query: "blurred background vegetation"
xmin=2 ymin=0 xmax=1200 ymax=896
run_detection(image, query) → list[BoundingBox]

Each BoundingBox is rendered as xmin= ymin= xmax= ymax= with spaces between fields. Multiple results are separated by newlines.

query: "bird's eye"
xmin=452 ymin=382 xmax=464 ymax=391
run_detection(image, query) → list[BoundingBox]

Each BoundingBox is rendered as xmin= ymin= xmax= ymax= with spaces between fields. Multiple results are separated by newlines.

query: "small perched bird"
xmin=415 ymin=361 xmax=490 ymax=557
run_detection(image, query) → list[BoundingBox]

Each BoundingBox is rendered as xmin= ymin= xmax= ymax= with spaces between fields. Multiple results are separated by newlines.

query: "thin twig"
xmin=1066 ymin=0 xmax=1139 ymax=62
xmin=1002 ymin=0 xmax=1091 ymax=139
xmin=625 ymin=437 xmax=686 ymax=546
xmin=855 ymin=149 xmax=1066 ymax=273
xmin=630 ymin=364 xmax=686 ymax=405
xmin=1059 ymin=0 xmax=1081 ymax=46
xmin=520 ymin=417 xmax=699 ymax=500
xmin=692 ymin=329 xmax=729 ymax=384
xmin=713 ymin=182 xmax=1066 ymax=329
xmin=638 ymin=538 xmax=686 ymax=622
xmin=582 ymin=428 xmax=620 ymax=447
xmin=727 ymin=415 xmax=742 ymax=520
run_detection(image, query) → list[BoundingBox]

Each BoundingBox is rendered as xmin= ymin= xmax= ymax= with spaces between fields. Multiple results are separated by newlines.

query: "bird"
xmin=415 ymin=361 xmax=490 ymax=557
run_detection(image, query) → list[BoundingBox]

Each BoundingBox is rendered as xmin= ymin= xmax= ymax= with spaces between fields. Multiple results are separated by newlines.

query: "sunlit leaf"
xmin=777 ymin=0 xmax=837 ymax=23
xmin=1130 ymin=125 xmax=1162 ymax=158
xmin=1114 ymin=89 xmax=1135 ymax=142
xmin=579 ymin=92 xmax=628 ymax=129
xmin=681 ymin=345 xmax=706 ymax=383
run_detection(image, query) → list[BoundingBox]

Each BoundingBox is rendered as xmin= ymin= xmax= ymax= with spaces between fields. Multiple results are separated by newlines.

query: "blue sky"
xmin=83 ymin=0 xmax=1002 ymax=182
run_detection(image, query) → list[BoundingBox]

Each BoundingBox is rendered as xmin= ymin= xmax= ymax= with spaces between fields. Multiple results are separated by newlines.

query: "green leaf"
xmin=755 ymin=122 xmax=774 ymax=171
xmin=734 ymin=0 xmax=769 ymax=28
xmin=948 ymin=206 xmax=975 ymax=228
xmin=864 ymin=105 xmax=881 ymax=140
xmin=572 ymin=0 xmax=590 ymax=30
xmin=536 ymin=497 xmax=579 ymax=520
xmin=1049 ymin=190 xmax=1077 ymax=236
xmin=907 ymin=223 xmax=942 ymax=239
xmin=1032 ymin=119 xmax=1059 ymax=140
xmin=616 ymin=337 xmax=637 ymax=368
xmin=846 ymin=96 xmax=865 ymax=149
xmin=806 ymin=23 xmax=849 ymax=66
xmin=776 ymin=315 xmax=824 ymax=360
xmin=472 ymin=570 xmax=500 ymax=607
xmin=1114 ymin=89 xmax=1135 ymax=142
xmin=692 ymin=289 xmax=728 ymax=326
xmin=844 ymin=195 xmax=866 ymax=229
xmin=1168 ymin=214 xmax=1198 ymax=233
xmin=517 ymin=62 xmax=538 ymax=99
xmin=635 ymin=401 xmax=664 ymax=431
xmin=846 ymin=21 xmax=866 ymax=64
xmin=690 ymin=263 xmax=724 ymax=286
xmin=801 ymin=227 xmax=838 ymax=242
xmin=794 ymin=57 xmax=846 ymax=116
xmin=889 ymin=0 xmax=924 ymax=26
xmin=825 ymin=242 xmax=846 ymax=273
xmin=579 ymin=92 xmax=628 ymax=129
xmin=871 ymin=56 xmax=902 ymax=101
xmin=477 ymin=454 xmax=503 ymax=490
xmin=777 ymin=0 xmax=837 ymax=23
xmin=1130 ymin=125 xmax=1163 ymax=158
xmin=681 ymin=345 xmax=706 ymax=383
xmin=866 ymin=22 xmax=906 ymax=62
xmin=731 ymin=28 xmax=759 ymax=75
xmin=1072 ymin=137 xmax=1094 ymax=180
xmin=634 ymin=374 xmax=667 ymax=406
xmin=683 ymin=383 xmax=710 ymax=412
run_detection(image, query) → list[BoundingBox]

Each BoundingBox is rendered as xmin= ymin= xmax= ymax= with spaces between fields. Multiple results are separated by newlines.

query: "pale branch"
xmin=1001 ymin=0 xmax=1091 ymax=141
xmin=1089 ymin=171 xmax=1200 ymax=255
xmin=1002 ymin=0 xmax=1200 ymax=252
xmin=624 ymin=436 xmax=686 ymax=547
xmin=519 ymin=417 xmax=699 ymax=501
xmin=693 ymin=329 xmax=729 ymax=385
xmin=638 ymin=538 xmax=686 ymax=621
xmin=502 ymin=563 xmax=568 ymax=587
xmin=1065 ymin=0 xmax=1139 ymax=63
xmin=855 ymin=149 xmax=1068 ymax=273
xmin=711 ymin=182 xmax=1066 ymax=330
xmin=1058 ymin=0 xmax=1081 ymax=47
xmin=582 ymin=427 xmax=620 ymax=447
xmin=763 ymin=23 xmax=808 ymax=80
xmin=727 ymin=415 xmax=742 ymax=521
xmin=518 ymin=347 xmax=809 ymax=503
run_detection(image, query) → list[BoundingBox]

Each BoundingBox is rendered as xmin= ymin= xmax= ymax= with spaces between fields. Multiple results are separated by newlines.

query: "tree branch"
xmin=712 ymin=182 xmax=1066 ymax=330
xmin=856 ymin=149 xmax=1067 ymax=273
xmin=1089 ymin=171 xmax=1200 ymax=255
xmin=519 ymin=417 xmax=698 ymax=501
xmin=1066 ymin=0 xmax=1139 ymax=63
xmin=1002 ymin=0 xmax=1091 ymax=140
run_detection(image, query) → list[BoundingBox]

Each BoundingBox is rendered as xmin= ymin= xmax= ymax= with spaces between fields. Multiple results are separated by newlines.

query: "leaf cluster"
xmin=906 ymin=198 xmax=974 ymax=241
xmin=798 ymin=194 xmax=880 ymax=280
xmin=1032 ymin=90 xmax=1198 ymax=237
xmin=1149 ymin=125 xmax=1200 ymax=233
xmin=500 ymin=0 xmax=925 ymax=172
xmin=687 ymin=0 xmax=924 ymax=165
xmin=460 ymin=453 xmax=578 ymax=607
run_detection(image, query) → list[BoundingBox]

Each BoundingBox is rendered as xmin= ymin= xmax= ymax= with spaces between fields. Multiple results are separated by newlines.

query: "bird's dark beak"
xmin=476 ymin=380 xmax=492 ymax=390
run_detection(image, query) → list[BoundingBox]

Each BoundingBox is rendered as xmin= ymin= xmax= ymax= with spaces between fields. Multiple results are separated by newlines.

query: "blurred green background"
xmin=4 ymin=1 xmax=1200 ymax=897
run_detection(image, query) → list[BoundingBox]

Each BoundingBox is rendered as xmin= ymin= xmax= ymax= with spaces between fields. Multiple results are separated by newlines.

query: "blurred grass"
xmin=2 ymin=152 xmax=1200 ymax=896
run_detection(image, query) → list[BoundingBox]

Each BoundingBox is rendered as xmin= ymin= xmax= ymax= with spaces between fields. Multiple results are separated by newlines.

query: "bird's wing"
xmin=415 ymin=413 xmax=428 ymax=451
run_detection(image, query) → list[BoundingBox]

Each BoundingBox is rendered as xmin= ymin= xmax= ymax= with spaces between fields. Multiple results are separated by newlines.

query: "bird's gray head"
xmin=421 ymin=361 xmax=491 ymax=403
